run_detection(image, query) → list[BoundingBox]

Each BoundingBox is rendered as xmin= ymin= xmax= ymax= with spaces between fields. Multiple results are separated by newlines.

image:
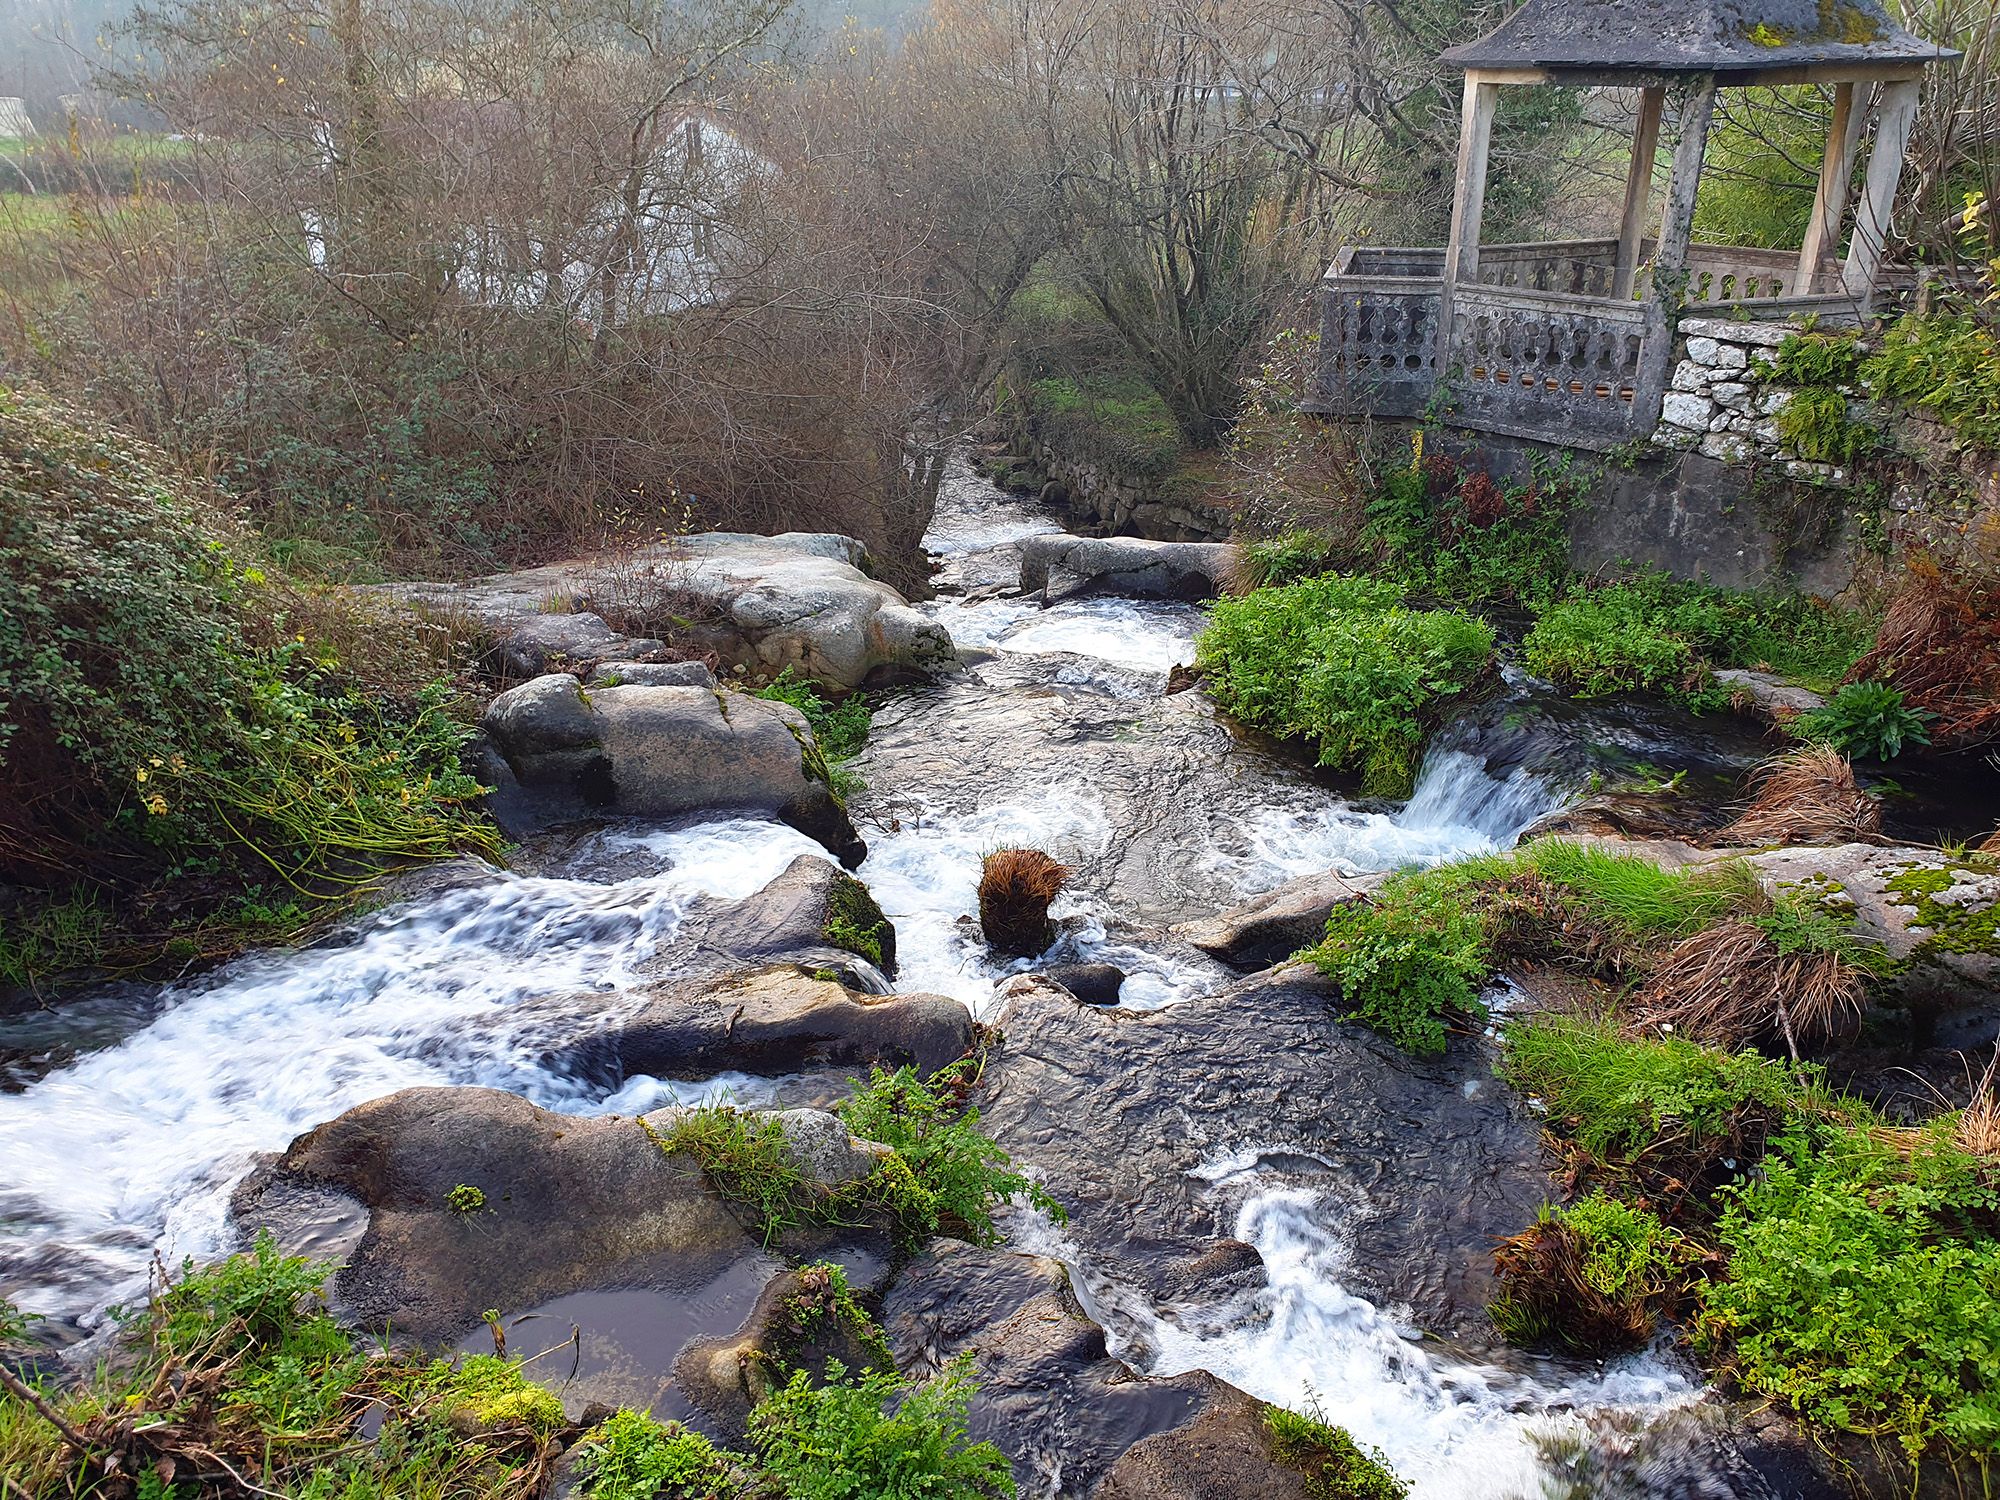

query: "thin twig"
xmin=0 ymin=1362 xmax=93 ymax=1454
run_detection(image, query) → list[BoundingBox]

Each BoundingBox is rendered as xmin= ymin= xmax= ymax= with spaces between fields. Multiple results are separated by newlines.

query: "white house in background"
xmin=0 ymin=97 xmax=36 ymax=138
xmin=303 ymin=110 xmax=773 ymax=326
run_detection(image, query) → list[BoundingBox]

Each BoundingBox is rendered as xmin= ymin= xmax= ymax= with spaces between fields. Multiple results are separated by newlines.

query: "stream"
xmin=1 ymin=460 xmax=1777 ymax=1496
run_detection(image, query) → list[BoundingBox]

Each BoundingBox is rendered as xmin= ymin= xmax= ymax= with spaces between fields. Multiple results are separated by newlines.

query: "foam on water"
xmin=0 ymin=818 xmax=817 ymax=1321
xmin=1018 ymin=1177 xmax=1701 ymax=1500
xmin=928 ymin=595 xmax=1203 ymax=674
xmin=1212 ymin=749 xmax=1567 ymax=892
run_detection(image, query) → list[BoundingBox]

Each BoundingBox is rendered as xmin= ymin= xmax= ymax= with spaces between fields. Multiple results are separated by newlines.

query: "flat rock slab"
xmin=1020 ymin=535 xmax=1239 ymax=601
xmin=978 ymin=966 xmax=1551 ymax=1339
xmin=1173 ymin=867 xmax=1386 ymax=969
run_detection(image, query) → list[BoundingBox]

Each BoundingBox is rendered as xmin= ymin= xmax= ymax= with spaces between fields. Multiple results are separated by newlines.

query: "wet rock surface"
xmin=234 ymin=1086 xmax=761 ymax=1347
xmin=556 ymin=968 xmax=974 ymax=1092
xmin=979 ymin=965 xmax=1552 ymax=1339
xmin=1020 ymin=535 xmax=1239 ymax=601
xmin=883 ymin=1242 xmax=1238 ymax=1496
xmin=1173 ymin=867 xmax=1384 ymax=969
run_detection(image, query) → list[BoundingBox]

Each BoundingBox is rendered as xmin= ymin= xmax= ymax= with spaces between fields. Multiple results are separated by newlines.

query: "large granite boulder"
xmin=378 ymin=532 xmax=957 ymax=689
xmin=479 ymin=674 xmax=864 ymax=864
xmin=1020 ymin=535 xmax=1239 ymax=601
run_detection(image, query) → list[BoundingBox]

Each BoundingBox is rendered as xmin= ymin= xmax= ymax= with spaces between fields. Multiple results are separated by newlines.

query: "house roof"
xmin=1439 ymin=0 xmax=1957 ymax=77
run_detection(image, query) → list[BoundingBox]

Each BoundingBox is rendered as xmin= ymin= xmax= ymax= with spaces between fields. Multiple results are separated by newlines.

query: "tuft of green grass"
xmin=1263 ymin=1399 xmax=1407 ymax=1499
xmin=574 ymin=1408 xmax=739 ymax=1499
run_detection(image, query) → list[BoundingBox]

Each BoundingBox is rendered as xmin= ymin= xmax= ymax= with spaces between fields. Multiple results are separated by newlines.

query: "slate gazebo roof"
xmin=1439 ymin=0 xmax=1958 ymax=79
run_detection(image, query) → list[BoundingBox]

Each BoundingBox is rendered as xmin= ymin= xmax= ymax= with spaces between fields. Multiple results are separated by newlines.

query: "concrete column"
xmin=1796 ymin=82 xmax=1856 ymax=293
xmin=1842 ymin=77 xmax=1923 ymax=302
xmin=1613 ymin=86 xmax=1665 ymax=299
xmin=1437 ymin=73 xmax=1500 ymax=370
xmin=1634 ymin=77 xmax=1716 ymax=433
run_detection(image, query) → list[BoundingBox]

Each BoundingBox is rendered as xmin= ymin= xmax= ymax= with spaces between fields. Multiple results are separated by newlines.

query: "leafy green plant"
xmin=757 ymin=668 xmax=872 ymax=761
xmin=1774 ymin=385 xmax=1876 ymax=465
xmin=575 ymin=1409 xmax=739 ymax=1500
xmin=1308 ymin=875 xmax=1492 ymax=1055
xmin=837 ymin=1063 xmax=1066 ymax=1246
xmin=1263 ymin=1400 xmax=1407 ymax=1499
xmin=1698 ymin=1125 xmax=2000 ymax=1460
xmin=1861 ymin=311 xmax=2000 ymax=451
xmin=1198 ymin=574 xmax=1495 ymax=795
xmin=1793 ymin=681 xmax=1933 ymax=760
xmin=748 ymin=1357 xmax=1016 ymax=1500
xmin=446 ymin=1183 xmax=487 ymax=1214
xmin=1524 ymin=589 xmax=1707 ymax=702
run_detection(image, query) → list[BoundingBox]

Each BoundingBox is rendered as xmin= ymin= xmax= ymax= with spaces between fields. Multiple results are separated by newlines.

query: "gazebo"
xmin=1313 ymin=0 xmax=1959 ymax=450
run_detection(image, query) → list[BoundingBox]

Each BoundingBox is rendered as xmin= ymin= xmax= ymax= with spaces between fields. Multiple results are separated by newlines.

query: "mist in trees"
xmin=0 ymin=0 xmax=1991 ymax=584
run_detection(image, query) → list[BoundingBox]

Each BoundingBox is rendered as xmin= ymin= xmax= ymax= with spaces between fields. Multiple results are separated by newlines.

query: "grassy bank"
xmin=1302 ymin=826 xmax=2000 ymax=1477
xmin=0 ymin=386 xmax=500 ymax=995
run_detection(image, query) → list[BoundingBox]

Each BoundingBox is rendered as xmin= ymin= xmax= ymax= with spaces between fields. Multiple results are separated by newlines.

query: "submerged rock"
xmin=979 ymin=965 xmax=1551 ymax=1339
xmin=479 ymin=674 xmax=864 ymax=864
xmin=1020 ymin=534 xmax=1239 ymax=601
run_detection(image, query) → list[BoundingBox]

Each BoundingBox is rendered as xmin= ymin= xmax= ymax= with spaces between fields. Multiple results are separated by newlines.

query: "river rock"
xmin=233 ymin=1086 xmax=763 ymax=1347
xmin=1173 ymin=868 xmax=1384 ymax=968
xmin=979 ymin=965 xmax=1551 ymax=1339
xmin=1041 ymin=962 xmax=1127 ymax=1005
xmin=376 ymin=533 xmax=957 ymax=690
xmin=882 ymin=1242 xmax=1250 ymax=1496
xmin=556 ymin=967 xmax=975 ymax=1087
xmin=678 ymin=854 xmax=898 ymax=979
xmin=1746 ymin=841 xmax=2000 ymax=1001
xmin=479 ymin=674 xmax=864 ymax=864
xmin=585 ymin=660 xmax=718 ymax=689
xmin=1019 ymin=535 xmax=1239 ymax=601
xmin=1715 ymin=668 xmax=1825 ymax=725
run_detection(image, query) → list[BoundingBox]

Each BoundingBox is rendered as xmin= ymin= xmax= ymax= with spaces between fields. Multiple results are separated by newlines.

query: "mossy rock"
xmin=824 ymin=873 xmax=895 ymax=971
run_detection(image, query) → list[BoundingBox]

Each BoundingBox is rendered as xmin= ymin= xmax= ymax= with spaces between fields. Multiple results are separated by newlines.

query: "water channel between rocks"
xmin=3 ymin=460 xmax=1773 ymax=1498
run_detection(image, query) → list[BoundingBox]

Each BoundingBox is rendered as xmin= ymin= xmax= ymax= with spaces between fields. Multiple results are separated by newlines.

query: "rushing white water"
xmin=0 ymin=460 xmax=1703 ymax=1498
xmin=1017 ymin=1170 xmax=1700 ymax=1500
xmin=0 ymin=818 xmax=820 ymax=1320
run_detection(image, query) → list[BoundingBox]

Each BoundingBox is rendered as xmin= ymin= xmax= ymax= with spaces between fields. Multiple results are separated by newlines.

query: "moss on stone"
xmin=1884 ymin=861 xmax=2000 ymax=957
xmin=823 ymin=874 xmax=891 ymax=968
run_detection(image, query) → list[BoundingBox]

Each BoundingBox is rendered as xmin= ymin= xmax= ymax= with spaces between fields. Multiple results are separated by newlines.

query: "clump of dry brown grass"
xmin=1715 ymin=745 xmax=1882 ymax=848
xmin=978 ymin=848 xmax=1071 ymax=957
xmin=1626 ymin=917 xmax=1869 ymax=1056
xmin=1846 ymin=562 xmax=2000 ymax=748
xmin=1489 ymin=1198 xmax=1690 ymax=1355
xmin=1876 ymin=1046 xmax=2000 ymax=1163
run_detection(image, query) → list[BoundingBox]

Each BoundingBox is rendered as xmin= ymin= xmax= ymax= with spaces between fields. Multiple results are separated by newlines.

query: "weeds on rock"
xmin=657 ymin=1063 xmax=1063 ymax=1251
xmin=1490 ymin=1195 xmax=1694 ymax=1354
xmin=572 ymin=1408 xmax=743 ymax=1500
xmin=821 ymin=876 xmax=892 ymax=969
xmin=1717 ymin=745 xmax=1882 ymax=845
xmin=1262 ymin=1398 xmax=1407 ymax=1500
xmin=977 ymin=849 xmax=1070 ymax=958
xmin=1792 ymin=681 xmax=1933 ymax=761
xmin=1843 ymin=561 xmax=2000 ymax=749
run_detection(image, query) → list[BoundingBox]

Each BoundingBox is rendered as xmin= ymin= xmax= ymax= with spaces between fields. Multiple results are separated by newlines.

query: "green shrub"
xmin=1501 ymin=1015 xmax=1808 ymax=1164
xmin=1198 ymin=574 xmax=1494 ymax=795
xmin=837 ymin=1063 xmax=1066 ymax=1246
xmin=1490 ymin=1194 xmax=1691 ymax=1353
xmin=1792 ymin=680 xmax=1933 ymax=760
xmin=0 ymin=387 xmax=499 ymax=980
xmin=757 ymin=667 xmax=872 ymax=761
xmin=749 ymin=1358 xmax=1016 ymax=1500
xmin=1699 ymin=1125 xmax=2000 ymax=1459
xmin=1524 ymin=589 xmax=1705 ymax=700
xmin=575 ymin=1409 xmax=738 ymax=1500
xmin=1361 ymin=456 xmax=1580 ymax=611
xmin=1770 ymin=331 xmax=1864 ymax=388
xmin=1025 ymin=374 xmax=1183 ymax=481
xmin=1775 ymin=385 xmax=1876 ymax=465
xmin=658 ymin=1066 xmax=1062 ymax=1249
xmin=1263 ymin=1401 xmax=1407 ymax=1499
xmin=1240 ymin=528 xmax=1344 ymax=589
